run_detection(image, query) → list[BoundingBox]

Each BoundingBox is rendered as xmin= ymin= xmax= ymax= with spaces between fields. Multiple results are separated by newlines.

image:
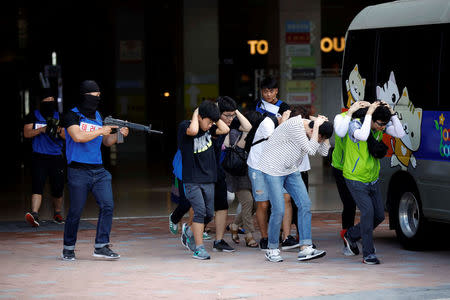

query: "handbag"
xmin=221 ymin=132 xmax=248 ymax=176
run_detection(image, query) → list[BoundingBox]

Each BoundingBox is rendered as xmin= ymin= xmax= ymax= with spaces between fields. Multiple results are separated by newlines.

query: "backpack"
xmin=222 ymin=130 xmax=248 ymax=176
xmin=244 ymin=114 xmax=278 ymax=153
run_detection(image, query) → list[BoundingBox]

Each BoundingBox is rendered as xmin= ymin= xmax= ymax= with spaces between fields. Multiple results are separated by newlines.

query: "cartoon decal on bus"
xmin=376 ymin=71 xmax=400 ymax=109
xmin=390 ymin=87 xmax=423 ymax=170
xmin=344 ymin=67 xmax=424 ymax=170
xmin=345 ymin=64 xmax=366 ymax=108
xmin=435 ymin=113 xmax=450 ymax=159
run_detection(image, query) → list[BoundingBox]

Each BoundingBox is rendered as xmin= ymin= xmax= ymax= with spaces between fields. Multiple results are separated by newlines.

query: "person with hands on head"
xmin=258 ymin=113 xmax=333 ymax=262
xmin=252 ymin=76 xmax=302 ymax=251
xmin=216 ymin=96 xmax=258 ymax=249
xmin=179 ymin=101 xmax=229 ymax=260
xmin=341 ymin=100 xmax=405 ymax=265
xmin=332 ymin=100 xmax=370 ymax=255
xmin=24 ymin=88 xmax=66 ymax=227
xmin=61 ymin=80 xmax=129 ymax=261
xmin=246 ymin=107 xmax=293 ymax=251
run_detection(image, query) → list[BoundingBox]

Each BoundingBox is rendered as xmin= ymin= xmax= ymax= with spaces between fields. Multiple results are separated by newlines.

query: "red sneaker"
xmin=53 ymin=214 xmax=64 ymax=224
xmin=25 ymin=212 xmax=40 ymax=227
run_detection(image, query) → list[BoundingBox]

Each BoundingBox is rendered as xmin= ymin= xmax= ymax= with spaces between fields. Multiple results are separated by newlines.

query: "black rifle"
xmin=103 ymin=116 xmax=163 ymax=143
xmin=45 ymin=117 xmax=61 ymax=140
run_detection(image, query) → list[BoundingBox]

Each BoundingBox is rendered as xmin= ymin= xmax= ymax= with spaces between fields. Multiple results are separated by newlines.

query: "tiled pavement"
xmin=1 ymin=213 xmax=450 ymax=299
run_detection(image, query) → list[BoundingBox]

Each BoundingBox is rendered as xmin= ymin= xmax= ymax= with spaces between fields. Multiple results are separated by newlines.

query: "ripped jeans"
xmin=248 ymin=166 xmax=268 ymax=202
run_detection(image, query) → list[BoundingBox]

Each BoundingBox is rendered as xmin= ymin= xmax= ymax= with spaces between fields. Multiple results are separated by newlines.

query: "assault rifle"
xmin=45 ymin=117 xmax=61 ymax=140
xmin=103 ymin=116 xmax=163 ymax=143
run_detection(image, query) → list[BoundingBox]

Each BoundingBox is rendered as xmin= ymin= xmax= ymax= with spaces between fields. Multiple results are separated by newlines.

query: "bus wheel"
xmin=394 ymin=189 xmax=427 ymax=249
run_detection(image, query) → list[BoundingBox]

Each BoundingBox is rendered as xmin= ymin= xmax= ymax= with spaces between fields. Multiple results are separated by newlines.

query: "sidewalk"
xmin=1 ymin=213 xmax=450 ymax=299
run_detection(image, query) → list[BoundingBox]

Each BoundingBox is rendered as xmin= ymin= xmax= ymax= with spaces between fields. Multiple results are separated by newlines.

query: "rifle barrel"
xmin=104 ymin=117 xmax=162 ymax=134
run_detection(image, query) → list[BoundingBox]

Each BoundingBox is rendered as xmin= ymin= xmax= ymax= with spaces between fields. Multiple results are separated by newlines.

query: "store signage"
xmin=286 ymin=33 xmax=310 ymax=44
xmin=248 ymin=40 xmax=269 ymax=55
xmin=320 ymin=37 xmax=345 ymax=53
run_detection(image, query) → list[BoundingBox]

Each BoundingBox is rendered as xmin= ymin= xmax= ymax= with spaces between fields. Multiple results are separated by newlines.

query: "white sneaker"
xmin=342 ymin=246 xmax=354 ymax=256
xmin=265 ymin=249 xmax=283 ymax=262
xmin=297 ymin=245 xmax=326 ymax=261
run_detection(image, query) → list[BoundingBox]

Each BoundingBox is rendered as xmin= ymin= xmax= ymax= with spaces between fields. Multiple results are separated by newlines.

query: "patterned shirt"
xmin=257 ymin=116 xmax=330 ymax=176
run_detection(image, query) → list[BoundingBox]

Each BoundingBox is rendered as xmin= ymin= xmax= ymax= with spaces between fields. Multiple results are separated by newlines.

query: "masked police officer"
xmin=24 ymin=88 xmax=65 ymax=227
xmin=61 ymin=80 xmax=128 ymax=261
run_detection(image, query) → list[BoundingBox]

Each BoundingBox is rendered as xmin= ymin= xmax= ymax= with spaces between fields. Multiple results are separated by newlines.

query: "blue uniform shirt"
xmin=65 ymin=108 xmax=103 ymax=165
xmin=32 ymin=110 xmax=63 ymax=155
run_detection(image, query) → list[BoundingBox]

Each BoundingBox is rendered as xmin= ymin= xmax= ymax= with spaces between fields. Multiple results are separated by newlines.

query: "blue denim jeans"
xmin=63 ymin=167 xmax=114 ymax=250
xmin=248 ymin=166 xmax=268 ymax=202
xmin=249 ymin=167 xmax=288 ymax=202
xmin=345 ymin=178 xmax=385 ymax=257
xmin=263 ymin=171 xmax=312 ymax=249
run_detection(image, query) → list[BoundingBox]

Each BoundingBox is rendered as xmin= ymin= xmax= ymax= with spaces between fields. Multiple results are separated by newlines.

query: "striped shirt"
xmin=257 ymin=116 xmax=330 ymax=176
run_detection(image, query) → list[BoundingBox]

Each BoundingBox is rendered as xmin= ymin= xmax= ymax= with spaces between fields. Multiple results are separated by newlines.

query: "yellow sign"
xmin=320 ymin=37 xmax=345 ymax=53
xmin=248 ymin=40 xmax=269 ymax=55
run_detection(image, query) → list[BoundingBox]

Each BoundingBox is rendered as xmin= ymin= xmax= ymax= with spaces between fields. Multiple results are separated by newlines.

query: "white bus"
xmin=341 ymin=0 xmax=450 ymax=248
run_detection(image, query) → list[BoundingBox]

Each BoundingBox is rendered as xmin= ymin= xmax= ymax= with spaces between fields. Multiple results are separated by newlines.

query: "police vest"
xmin=256 ymin=99 xmax=283 ymax=116
xmin=331 ymin=111 xmax=348 ymax=171
xmin=32 ymin=110 xmax=63 ymax=155
xmin=343 ymin=124 xmax=384 ymax=183
xmin=65 ymin=108 xmax=103 ymax=165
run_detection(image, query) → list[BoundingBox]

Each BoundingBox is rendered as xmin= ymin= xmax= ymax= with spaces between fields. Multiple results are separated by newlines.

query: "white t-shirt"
xmin=298 ymin=153 xmax=311 ymax=172
xmin=247 ymin=117 xmax=275 ymax=170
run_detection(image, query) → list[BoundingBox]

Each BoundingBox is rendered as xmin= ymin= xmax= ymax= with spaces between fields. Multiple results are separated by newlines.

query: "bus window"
xmin=439 ymin=26 xmax=450 ymax=110
xmin=342 ymin=29 xmax=377 ymax=109
xmin=377 ymin=26 xmax=440 ymax=110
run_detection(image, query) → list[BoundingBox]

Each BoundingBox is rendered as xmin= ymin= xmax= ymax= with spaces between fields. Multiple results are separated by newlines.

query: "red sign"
xmin=286 ymin=33 xmax=310 ymax=44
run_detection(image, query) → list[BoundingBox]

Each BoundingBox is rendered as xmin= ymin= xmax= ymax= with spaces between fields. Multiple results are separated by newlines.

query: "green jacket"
xmin=331 ymin=112 xmax=348 ymax=170
xmin=343 ymin=122 xmax=384 ymax=183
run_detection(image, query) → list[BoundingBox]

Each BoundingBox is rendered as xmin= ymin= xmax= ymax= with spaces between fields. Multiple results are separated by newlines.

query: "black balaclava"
xmin=78 ymin=80 xmax=100 ymax=118
xmin=40 ymin=88 xmax=56 ymax=119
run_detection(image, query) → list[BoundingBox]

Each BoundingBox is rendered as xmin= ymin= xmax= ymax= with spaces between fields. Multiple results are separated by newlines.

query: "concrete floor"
xmin=1 ymin=213 xmax=450 ymax=299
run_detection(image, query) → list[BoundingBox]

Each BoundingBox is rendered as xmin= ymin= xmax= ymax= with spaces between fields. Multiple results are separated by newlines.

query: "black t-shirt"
xmin=178 ymin=120 xmax=217 ymax=184
xmin=24 ymin=113 xmax=36 ymax=125
xmin=62 ymin=109 xmax=103 ymax=129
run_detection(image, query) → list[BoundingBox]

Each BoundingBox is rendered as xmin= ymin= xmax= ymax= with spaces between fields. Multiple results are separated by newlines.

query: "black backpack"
xmin=244 ymin=114 xmax=278 ymax=153
xmin=222 ymin=130 xmax=248 ymax=176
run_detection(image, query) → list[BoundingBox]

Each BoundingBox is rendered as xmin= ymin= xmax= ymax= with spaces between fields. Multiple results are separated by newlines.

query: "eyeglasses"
xmin=222 ymin=113 xmax=236 ymax=119
xmin=375 ymin=121 xmax=388 ymax=127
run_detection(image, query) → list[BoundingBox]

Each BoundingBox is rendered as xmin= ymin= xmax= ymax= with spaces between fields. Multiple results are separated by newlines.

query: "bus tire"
xmin=392 ymin=188 xmax=428 ymax=249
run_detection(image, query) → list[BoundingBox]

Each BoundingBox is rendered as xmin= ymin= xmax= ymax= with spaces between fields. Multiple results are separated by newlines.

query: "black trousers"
xmin=170 ymin=178 xmax=191 ymax=224
xmin=31 ymin=153 xmax=65 ymax=197
xmin=332 ymin=167 xmax=356 ymax=229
